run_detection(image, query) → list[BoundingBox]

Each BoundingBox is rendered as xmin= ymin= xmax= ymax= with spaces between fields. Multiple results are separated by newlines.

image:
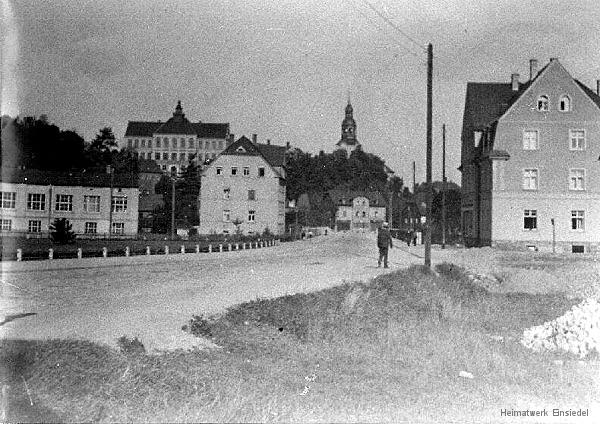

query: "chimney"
xmin=529 ymin=59 xmax=538 ymax=81
xmin=286 ymin=141 xmax=290 ymax=149
xmin=511 ymin=73 xmax=520 ymax=91
xmin=266 ymin=139 xmax=271 ymax=145
xmin=252 ymin=134 xmax=257 ymax=144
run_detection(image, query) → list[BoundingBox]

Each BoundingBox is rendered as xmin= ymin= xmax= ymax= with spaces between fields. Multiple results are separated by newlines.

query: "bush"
xmin=116 ymin=336 xmax=145 ymax=355
xmin=49 ymin=218 xmax=76 ymax=244
xmin=182 ymin=315 xmax=213 ymax=338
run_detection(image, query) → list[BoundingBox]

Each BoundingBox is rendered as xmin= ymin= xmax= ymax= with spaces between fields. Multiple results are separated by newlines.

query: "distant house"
xmin=122 ymin=101 xmax=230 ymax=175
xmin=137 ymin=159 xmax=164 ymax=232
xmin=198 ymin=136 xmax=286 ymax=236
xmin=329 ymin=189 xmax=387 ymax=231
xmin=460 ymin=58 xmax=600 ymax=252
xmin=0 ymin=169 xmax=139 ymax=237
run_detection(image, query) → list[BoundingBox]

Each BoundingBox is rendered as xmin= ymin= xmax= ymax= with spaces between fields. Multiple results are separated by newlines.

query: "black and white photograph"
xmin=1 ymin=0 xmax=599 ymax=422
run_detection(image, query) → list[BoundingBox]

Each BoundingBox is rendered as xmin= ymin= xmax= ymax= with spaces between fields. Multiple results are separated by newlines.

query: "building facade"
xmin=460 ymin=58 xmax=600 ymax=253
xmin=122 ymin=101 xmax=230 ymax=175
xmin=0 ymin=169 xmax=139 ymax=237
xmin=335 ymin=101 xmax=361 ymax=153
xmin=329 ymin=190 xmax=386 ymax=231
xmin=198 ymin=136 xmax=286 ymax=236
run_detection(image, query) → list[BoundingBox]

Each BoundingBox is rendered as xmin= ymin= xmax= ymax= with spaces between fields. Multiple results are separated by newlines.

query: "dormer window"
xmin=559 ymin=95 xmax=571 ymax=112
xmin=537 ymin=95 xmax=549 ymax=111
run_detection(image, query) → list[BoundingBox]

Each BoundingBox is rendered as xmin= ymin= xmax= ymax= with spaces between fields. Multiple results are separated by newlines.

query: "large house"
xmin=122 ymin=101 xmax=230 ymax=175
xmin=198 ymin=135 xmax=286 ymax=236
xmin=0 ymin=169 xmax=139 ymax=237
xmin=329 ymin=190 xmax=387 ymax=231
xmin=460 ymin=58 xmax=600 ymax=253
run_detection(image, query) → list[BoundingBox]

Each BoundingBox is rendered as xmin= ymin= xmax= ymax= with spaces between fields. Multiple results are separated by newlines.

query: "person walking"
xmin=377 ymin=222 xmax=393 ymax=268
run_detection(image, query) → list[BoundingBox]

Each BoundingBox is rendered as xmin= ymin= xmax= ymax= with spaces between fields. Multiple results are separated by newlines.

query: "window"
xmin=243 ymin=167 xmax=250 ymax=176
xmin=537 ymin=95 xmax=549 ymax=111
xmin=172 ymin=138 xmax=177 ymax=148
xmin=1 ymin=192 xmax=16 ymax=209
xmin=148 ymin=140 xmax=152 ymax=148
xmin=559 ymin=95 xmax=571 ymax=112
xmin=258 ymin=167 xmax=265 ymax=177
xmin=522 ymin=169 xmax=539 ymax=190
xmin=171 ymin=153 xmax=177 ymax=161
xmin=212 ymin=141 xmax=216 ymax=150
xmin=85 ymin=222 xmax=97 ymax=234
xmin=27 ymin=220 xmax=41 ymax=233
xmin=231 ymin=167 xmax=238 ymax=176
xmin=163 ymin=137 xmax=168 ymax=144
xmin=180 ymin=138 xmax=185 ymax=148
xmin=55 ymin=194 xmax=73 ymax=211
xmin=248 ymin=190 xmax=256 ymax=200
xmin=188 ymin=138 xmax=194 ymax=148
xmin=162 ymin=153 xmax=168 ymax=160
xmin=111 ymin=196 xmax=128 ymax=212
xmin=569 ymin=130 xmax=585 ymax=150
xmin=111 ymin=222 xmax=125 ymax=235
xmin=188 ymin=153 xmax=195 ymax=161
xmin=572 ymin=245 xmax=585 ymax=253
xmin=523 ymin=130 xmax=539 ymax=150
xmin=218 ymin=140 xmax=224 ymax=149
xmin=223 ymin=210 xmax=231 ymax=222
xmin=179 ymin=153 xmax=186 ymax=161
xmin=127 ymin=139 xmax=132 ymax=148
xmin=571 ymin=210 xmax=584 ymax=230
xmin=223 ymin=188 xmax=231 ymax=200
xmin=1 ymin=219 xmax=12 ymax=231
xmin=141 ymin=139 xmax=146 ymax=148
xmin=569 ymin=169 xmax=585 ymax=190
xmin=27 ymin=193 xmax=46 ymax=210
xmin=216 ymin=167 xmax=223 ymax=175
xmin=205 ymin=140 xmax=210 ymax=149
xmin=524 ymin=210 xmax=537 ymax=230
xmin=134 ymin=139 xmax=139 ymax=148
xmin=155 ymin=152 xmax=161 ymax=160
xmin=248 ymin=210 xmax=255 ymax=222
xmin=156 ymin=138 xmax=161 ymax=148
xmin=83 ymin=195 xmax=100 ymax=213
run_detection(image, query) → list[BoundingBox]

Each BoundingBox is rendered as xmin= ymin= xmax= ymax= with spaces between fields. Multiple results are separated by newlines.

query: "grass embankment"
xmin=2 ymin=265 xmax=596 ymax=422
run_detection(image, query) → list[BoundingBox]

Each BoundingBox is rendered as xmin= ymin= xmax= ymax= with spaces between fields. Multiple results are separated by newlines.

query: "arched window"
xmin=559 ymin=95 xmax=571 ymax=112
xmin=172 ymin=138 xmax=177 ymax=148
xmin=156 ymin=139 xmax=161 ymax=148
xmin=537 ymin=95 xmax=549 ymax=111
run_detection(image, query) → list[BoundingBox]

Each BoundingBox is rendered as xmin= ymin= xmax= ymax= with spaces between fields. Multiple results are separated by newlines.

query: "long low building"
xmin=0 ymin=169 xmax=139 ymax=238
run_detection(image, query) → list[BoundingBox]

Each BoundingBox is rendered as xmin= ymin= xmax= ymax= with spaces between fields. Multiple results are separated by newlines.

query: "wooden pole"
xmin=425 ymin=43 xmax=433 ymax=268
xmin=442 ymin=123 xmax=447 ymax=249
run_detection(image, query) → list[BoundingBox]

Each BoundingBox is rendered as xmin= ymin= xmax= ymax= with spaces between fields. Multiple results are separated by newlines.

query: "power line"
xmin=360 ymin=0 xmax=427 ymax=53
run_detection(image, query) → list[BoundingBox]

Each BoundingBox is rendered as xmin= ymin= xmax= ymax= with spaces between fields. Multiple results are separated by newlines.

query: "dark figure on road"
xmin=406 ymin=229 xmax=413 ymax=247
xmin=377 ymin=222 xmax=393 ymax=268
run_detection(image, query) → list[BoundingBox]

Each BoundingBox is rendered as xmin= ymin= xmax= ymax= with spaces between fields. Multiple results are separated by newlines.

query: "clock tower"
xmin=336 ymin=100 xmax=360 ymax=153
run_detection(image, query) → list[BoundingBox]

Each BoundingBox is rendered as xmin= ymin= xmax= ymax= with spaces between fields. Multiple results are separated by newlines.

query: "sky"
xmin=3 ymin=0 xmax=600 ymax=184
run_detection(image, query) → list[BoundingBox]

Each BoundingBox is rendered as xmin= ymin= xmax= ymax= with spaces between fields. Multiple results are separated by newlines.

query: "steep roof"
xmin=256 ymin=143 xmax=286 ymax=168
xmin=575 ymin=80 xmax=600 ymax=110
xmin=220 ymin=136 xmax=286 ymax=169
xmin=193 ymin=123 xmax=230 ymax=138
xmin=1 ymin=168 xmax=138 ymax=188
xmin=124 ymin=121 xmax=162 ymax=137
xmin=328 ymin=189 xmax=387 ymax=206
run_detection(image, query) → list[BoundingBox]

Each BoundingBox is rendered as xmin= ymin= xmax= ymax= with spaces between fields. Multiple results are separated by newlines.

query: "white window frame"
xmin=569 ymin=168 xmax=585 ymax=191
xmin=223 ymin=210 xmax=231 ymax=222
xmin=258 ymin=167 xmax=265 ymax=177
xmin=1 ymin=219 xmax=12 ymax=231
xmin=27 ymin=193 xmax=46 ymax=210
xmin=522 ymin=168 xmax=539 ymax=190
xmin=111 ymin=222 xmax=125 ymax=235
xmin=28 ymin=220 xmax=42 ymax=233
xmin=243 ymin=166 xmax=250 ymax=176
xmin=223 ymin=188 xmax=231 ymax=200
xmin=248 ymin=189 xmax=256 ymax=201
xmin=216 ymin=167 xmax=223 ymax=175
xmin=85 ymin=221 xmax=98 ymax=234
xmin=559 ymin=95 xmax=571 ymax=112
xmin=111 ymin=196 xmax=128 ymax=213
xmin=571 ymin=210 xmax=584 ymax=231
xmin=569 ymin=129 xmax=586 ymax=151
xmin=523 ymin=209 xmax=537 ymax=231
xmin=248 ymin=210 xmax=256 ymax=222
xmin=55 ymin=194 xmax=73 ymax=211
xmin=537 ymin=95 xmax=549 ymax=111
xmin=84 ymin=195 xmax=101 ymax=213
xmin=1 ymin=192 xmax=16 ymax=209
xmin=231 ymin=167 xmax=238 ymax=176
xmin=522 ymin=130 xmax=539 ymax=150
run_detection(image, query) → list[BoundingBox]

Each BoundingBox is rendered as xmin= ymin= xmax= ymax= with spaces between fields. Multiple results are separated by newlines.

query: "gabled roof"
xmin=125 ymin=121 xmax=162 ymax=137
xmin=220 ymin=136 xmax=286 ymax=168
xmin=256 ymin=143 xmax=286 ymax=168
xmin=1 ymin=168 xmax=138 ymax=188
xmin=193 ymin=123 xmax=230 ymax=138
xmin=575 ymin=80 xmax=600 ymax=110
xmin=328 ymin=189 xmax=387 ymax=206
xmin=154 ymin=117 xmax=197 ymax=135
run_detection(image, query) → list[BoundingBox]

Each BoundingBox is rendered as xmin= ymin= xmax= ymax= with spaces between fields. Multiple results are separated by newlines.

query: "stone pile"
xmin=521 ymin=298 xmax=600 ymax=358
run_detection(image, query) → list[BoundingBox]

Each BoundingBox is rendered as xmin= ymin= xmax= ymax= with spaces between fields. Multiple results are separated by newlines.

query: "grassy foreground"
xmin=2 ymin=265 xmax=597 ymax=422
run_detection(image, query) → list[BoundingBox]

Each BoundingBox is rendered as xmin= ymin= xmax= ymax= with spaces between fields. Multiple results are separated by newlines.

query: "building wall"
xmin=0 ymin=182 xmax=139 ymax=237
xmin=198 ymin=154 xmax=285 ymax=235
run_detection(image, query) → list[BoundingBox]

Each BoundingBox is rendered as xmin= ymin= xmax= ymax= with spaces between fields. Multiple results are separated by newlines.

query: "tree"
xmin=49 ymin=218 xmax=76 ymax=244
xmin=85 ymin=127 xmax=118 ymax=168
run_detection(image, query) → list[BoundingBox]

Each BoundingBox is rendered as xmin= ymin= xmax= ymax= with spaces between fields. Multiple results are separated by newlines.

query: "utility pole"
xmin=425 ymin=43 xmax=433 ymax=268
xmin=389 ymin=190 xmax=393 ymax=229
xmin=171 ymin=175 xmax=176 ymax=240
xmin=442 ymin=123 xmax=447 ymax=249
xmin=107 ymin=165 xmax=113 ymax=239
xmin=412 ymin=161 xmax=416 ymax=194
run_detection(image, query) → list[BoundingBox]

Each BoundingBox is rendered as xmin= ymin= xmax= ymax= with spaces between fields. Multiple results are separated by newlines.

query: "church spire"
xmin=173 ymin=100 xmax=184 ymax=121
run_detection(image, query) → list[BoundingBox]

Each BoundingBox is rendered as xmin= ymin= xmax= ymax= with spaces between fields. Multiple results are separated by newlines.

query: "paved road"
xmin=1 ymin=233 xmax=422 ymax=352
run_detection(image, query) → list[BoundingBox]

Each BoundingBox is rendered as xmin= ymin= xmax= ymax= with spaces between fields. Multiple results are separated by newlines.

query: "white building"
xmin=0 ymin=169 xmax=139 ymax=237
xmin=198 ymin=135 xmax=286 ymax=236
xmin=122 ymin=101 xmax=230 ymax=175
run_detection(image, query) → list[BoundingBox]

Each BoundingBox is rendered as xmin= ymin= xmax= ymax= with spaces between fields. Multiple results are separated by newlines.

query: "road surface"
xmin=1 ymin=232 xmax=423 ymax=352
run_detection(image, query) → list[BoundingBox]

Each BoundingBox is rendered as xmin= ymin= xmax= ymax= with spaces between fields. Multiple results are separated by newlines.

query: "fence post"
xmin=255 ymin=242 xmax=258 ymax=249
xmin=228 ymin=243 xmax=232 ymax=251
xmin=219 ymin=244 xmax=223 ymax=252
xmin=209 ymin=244 xmax=212 ymax=253
xmin=48 ymin=248 xmax=53 ymax=260
xmin=242 ymin=243 xmax=246 ymax=250
xmin=146 ymin=246 xmax=151 ymax=255
xmin=181 ymin=245 xmax=185 ymax=254
xmin=102 ymin=247 xmax=108 ymax=258
xmin=165 ymin=245 xmax=169 ymax=255
xmin=235 ymin=243 xmax=239 ymax=250
xmin=195 ymin=244 xmax=200 ymax=254
xmin=16 ymin=249 xmax=22 ymax=261
xmin=125 ymin=246 xmax=130 ymax=257
xmin=77 ymin=248 xmax=82 ymax=259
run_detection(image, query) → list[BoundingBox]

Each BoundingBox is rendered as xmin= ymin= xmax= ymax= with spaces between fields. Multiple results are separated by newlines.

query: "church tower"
xmin=336 ymin=100 xmax=360 ymax=153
